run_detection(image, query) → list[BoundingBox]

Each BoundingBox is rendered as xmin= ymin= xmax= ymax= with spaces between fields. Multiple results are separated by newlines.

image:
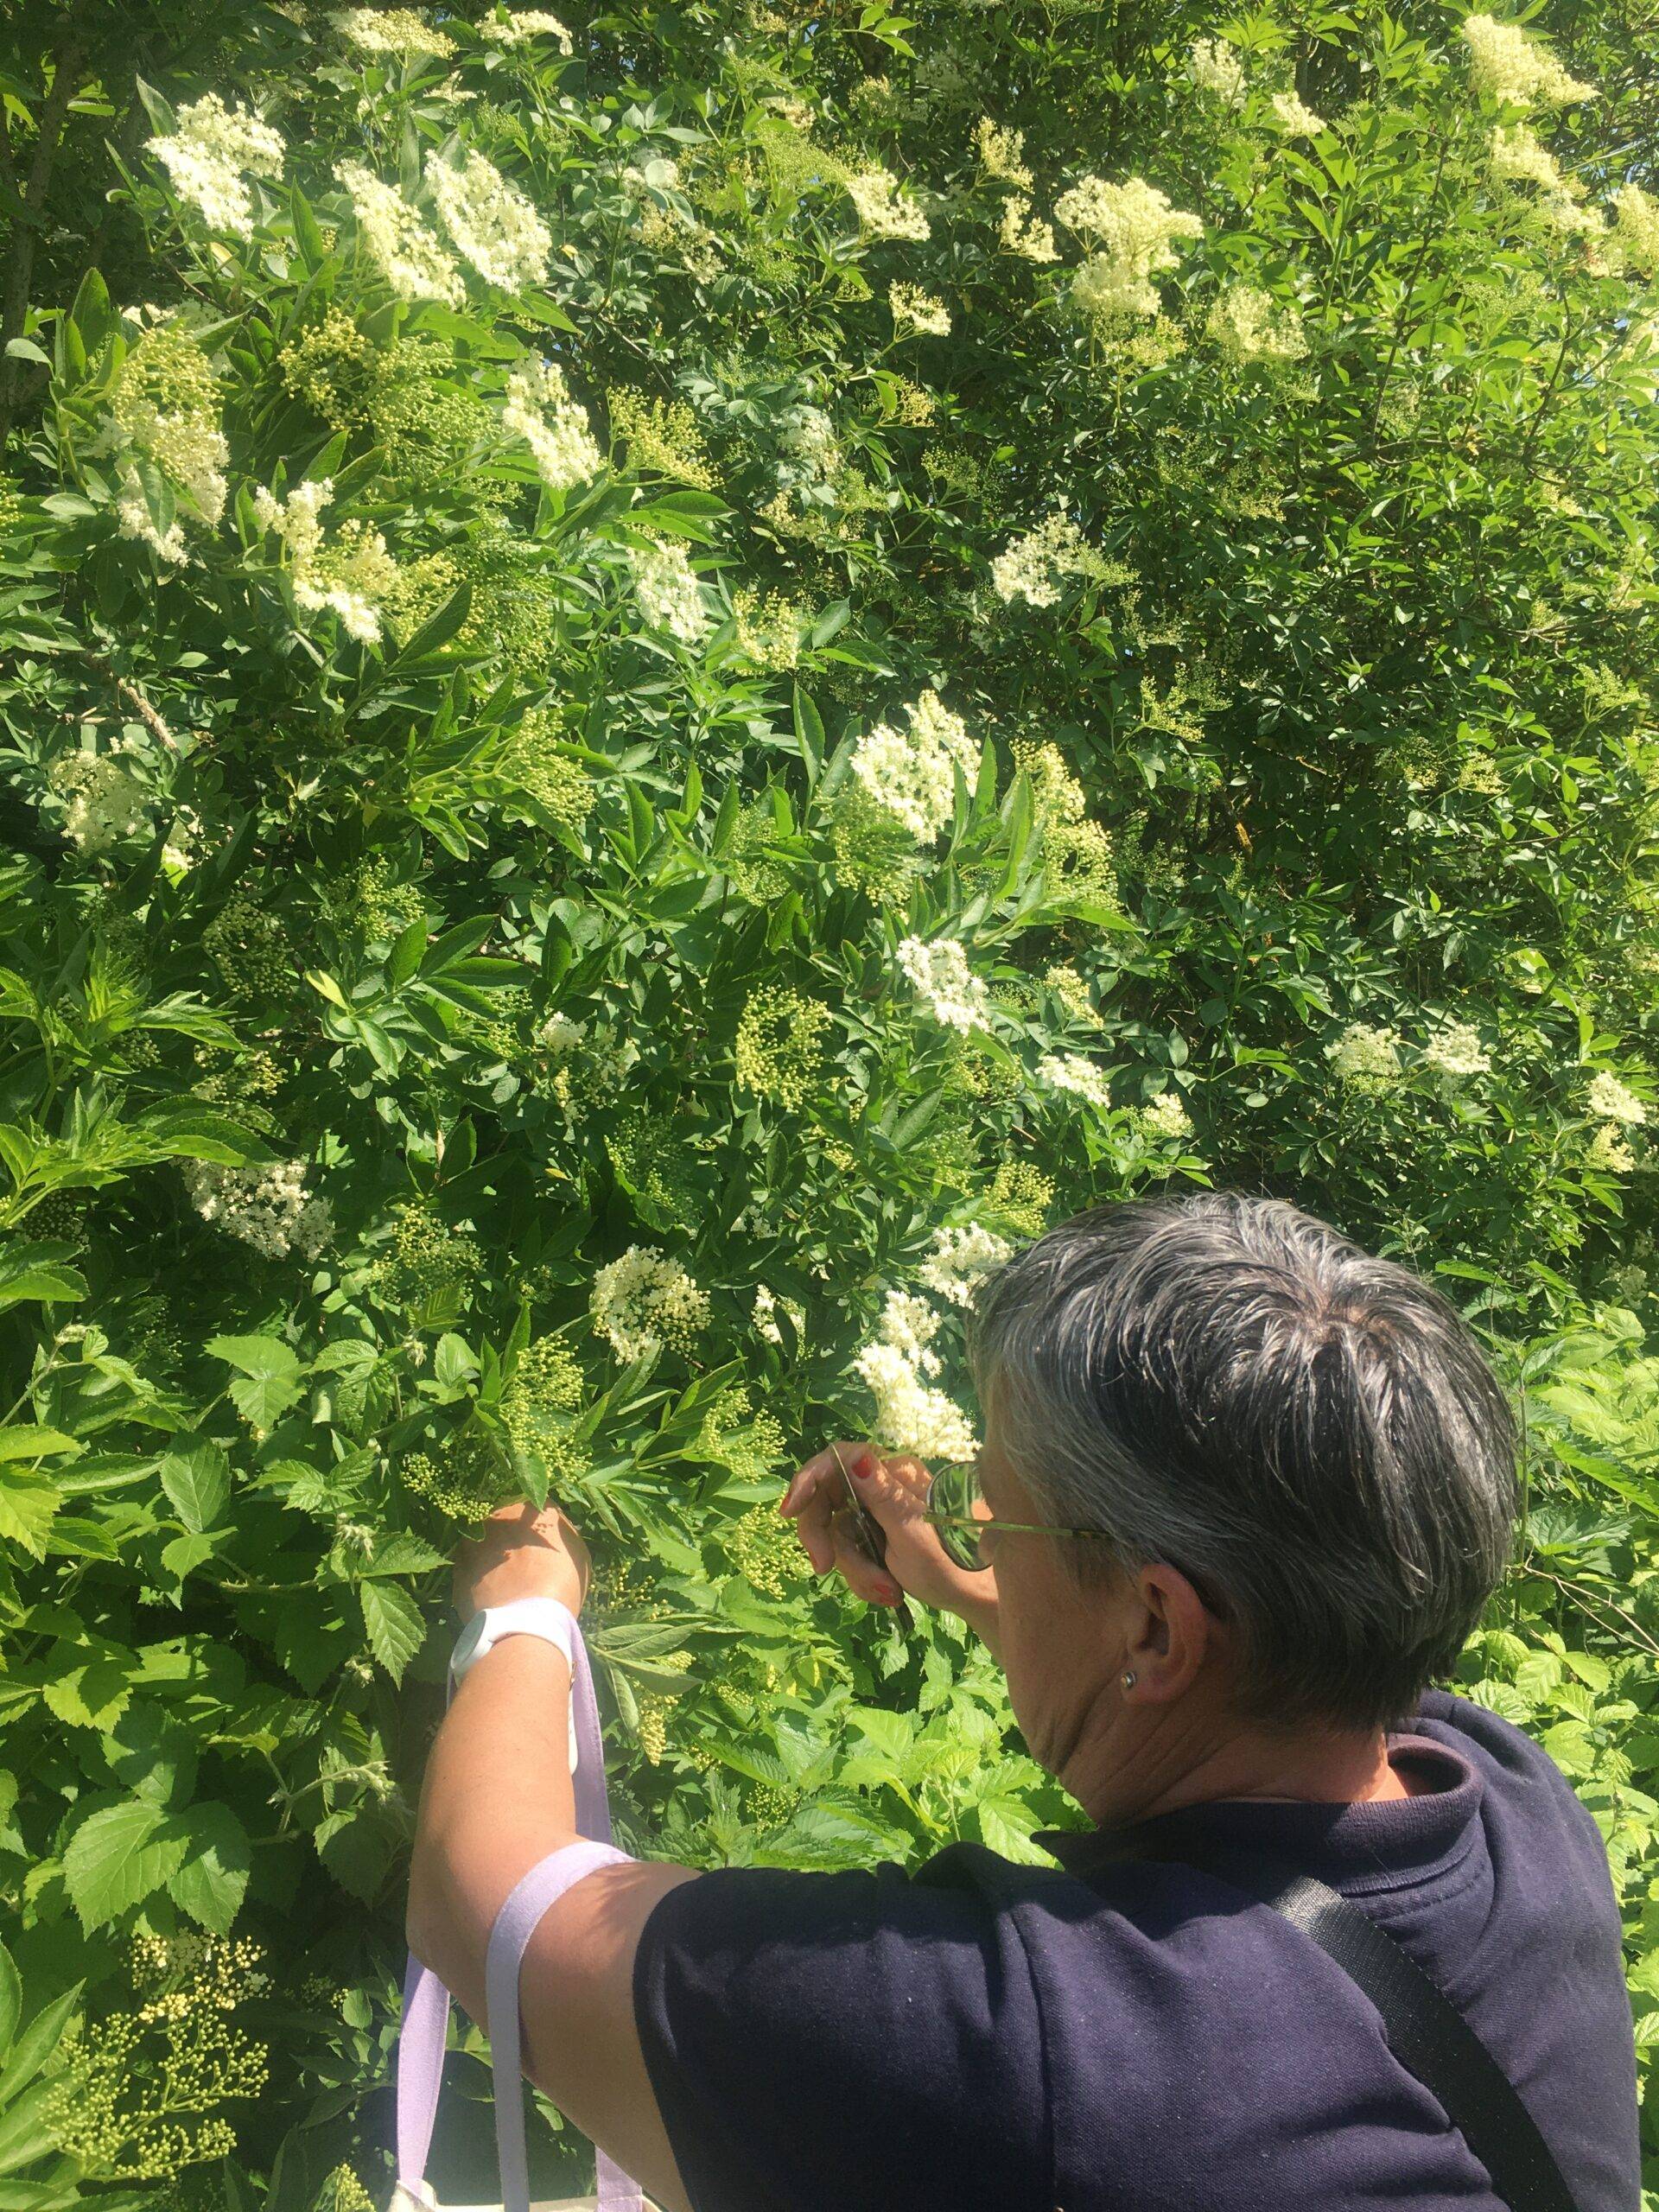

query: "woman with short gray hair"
xmin=407 ymin=1192 xmax=1638 ymax=2212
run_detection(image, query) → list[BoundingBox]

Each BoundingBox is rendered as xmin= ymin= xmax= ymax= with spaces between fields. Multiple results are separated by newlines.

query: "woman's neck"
xmin=1074 ymin=1699 xmax=1420 ymax=1830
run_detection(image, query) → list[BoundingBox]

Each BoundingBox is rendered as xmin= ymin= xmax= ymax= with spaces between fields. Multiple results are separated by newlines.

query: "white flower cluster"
xmin=1587 ymin=1124 xmax=1636 ymax=1174
xmin=890 ymin=283 xmax=951 ymax=335
xmin=974 ymin=118 xmax=1033 ymax=189
xmin=896 ymin=936 xmax=992 ymax=1033
xmin=48 ymin=751 xmax=149 ymax=855
xmin=591 ymin=1244 xmax=709 ymax=1361
xmin=854 ymin=1292 xmax=979 ymax=1461
xmin=1058 ymin=175 xmax=1204 ymax=320
xmin=338 ymin=162 xmax=465 ymax=305
xmin=116 ymin=480 xmax=190 ymax=565
xmin=424 ymin=149 xmax=552 ymax=292
xmin=335 ymin=7 xmax=454 ymax=56
xmin=753 ymin=1282 xmax=804 ymax=1344
xmin=851 ymin=689 xmax=978 ymax=842
xmin=846 ymin=167 xmax=931 ymax=239
xmin=148 ymin=93 xmax=284 ymax=238
xmin=991 ymin=510 xmax=1106 ymax=606
xmin=1189 ymin=35 xmax=1246 ymax=107
xmin=503 ymin=357 xmax=601 ymax=491
xmin=1422 ymin=1020 xmax=1491 ymax=1081
xmin=1269 ymin=89 xmax=1326 ymax=136
xmin=1614 ymin=181 xmax=1659 ymax=275
xmin=1037 ymin=1052 xmax=1113 ymax=1110
xmin=254 ymin=478 xmax=397 ymax=645
xmin=538 ymin=1011 xmax=586 ymax=1053
xmin=1207 ymin=283 xmax=1307 ymax=365
xmin=1000 ymin=196 xmax=1059 ymax=262
xmin=1459 ymin=13 xmax=1594 ymax=108
xmin=779 ymin=404 xmax=842 ymax=480
xmin=628 ymin=539 xmax=709 ymax=644
xmin=917 ymin=1222 xmax=1012 ymax=1306
xmin=1328 ymin=1021 xmax=1402 ymax=1091
xmin=479 ymin=8 xmax=575 ymax=50
xmin=1587 ymin=1071 xmax=1647 ymax=1125
xmin=1137 ymin=1092 xmax=1195 ymax=1141
xmin=182 ymin=1159 xmax=334 ymax=1261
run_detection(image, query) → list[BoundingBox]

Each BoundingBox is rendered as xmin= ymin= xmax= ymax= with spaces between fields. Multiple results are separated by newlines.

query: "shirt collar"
xmin=1034 ymin=1732 xmax=1482 ymax=1897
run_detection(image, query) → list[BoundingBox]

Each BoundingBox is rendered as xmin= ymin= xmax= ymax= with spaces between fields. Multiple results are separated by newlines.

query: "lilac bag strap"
xmin=392 ymin=1605 xmax=644 ymax=2212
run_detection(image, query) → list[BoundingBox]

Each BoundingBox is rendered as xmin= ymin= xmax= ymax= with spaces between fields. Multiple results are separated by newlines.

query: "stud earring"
xmin=1122 ymin=1669 xmax=1137 ymax=1691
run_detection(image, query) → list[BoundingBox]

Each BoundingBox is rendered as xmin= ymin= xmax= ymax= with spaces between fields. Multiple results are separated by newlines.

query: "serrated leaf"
xmin=315 ymin=1807 xmax=396 ymax=1902
xmin=167 ymin=1802 xmax=251 ymax=1933
xmin=62 ymin=1799 xmax=187 ymax=1930
xmin=0 ymin=1476 xmax=60 ymax=1561
xmin=207 ymin=1335 xmax=304 ymax=1427
xmin=358 ymin=1531 xmax=446 ymax=1578
xmin=0 ymin=1429 xmax=76 ymax=1465
xmin=359 ymin=1579 xmax=425 ymax=1681
xmin=160 ymin=1438 xmax=230 ymax=1534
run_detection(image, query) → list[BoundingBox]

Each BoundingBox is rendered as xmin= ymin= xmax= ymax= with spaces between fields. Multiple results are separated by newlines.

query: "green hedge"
xmin=3 ymin=0 xmax=1659 ymax=2201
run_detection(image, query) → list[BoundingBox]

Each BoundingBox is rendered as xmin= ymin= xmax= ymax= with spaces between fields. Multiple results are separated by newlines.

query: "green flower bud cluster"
xmin=734 ymin=985 xmax=831 ymax=1109
xmin=45 ymin=1936 xmax=269 ymax=2182
xmin=491 ymin=708 xmax=594 ymax=830
xmin=983 ymin=1158 xmax=1055 ymax=1239
xmin=694 ymin=1385 xmax=787 ymax=1484
xmin=203 ymin=892 xmax=294 ymax=1003
xmin=827 ymin=785 xmax=920 ymax=906
xmin=372 ymin=1202 xmax=485 ymax=1313
xmin=278 ymin=308 xmax=378 ymax=427
xmin=606 ymin=1106 xmax=707 ymax=1234
xmin=609 ymin=388 xmax=717 ymax=489
xmin=727 ymin=1499 xmax=804 ymax=1599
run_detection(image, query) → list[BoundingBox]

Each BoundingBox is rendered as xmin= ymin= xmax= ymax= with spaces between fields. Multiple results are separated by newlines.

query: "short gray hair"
xmin=967 ymin=1192 xmax=1518 ymax=1731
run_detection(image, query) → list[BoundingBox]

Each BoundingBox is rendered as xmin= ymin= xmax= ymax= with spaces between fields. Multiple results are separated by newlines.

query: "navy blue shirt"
xmin=633 ymin=1691 xmax=1638 ymax=2210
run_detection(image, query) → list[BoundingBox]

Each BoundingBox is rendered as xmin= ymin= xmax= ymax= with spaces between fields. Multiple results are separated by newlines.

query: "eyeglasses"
xmin=922 ymin=1459 xmax=1121 ymax=1574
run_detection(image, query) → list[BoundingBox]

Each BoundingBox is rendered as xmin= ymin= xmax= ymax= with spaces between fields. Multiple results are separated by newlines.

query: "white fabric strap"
xmin=485 ymin=1843 xmax=645 ymax=2212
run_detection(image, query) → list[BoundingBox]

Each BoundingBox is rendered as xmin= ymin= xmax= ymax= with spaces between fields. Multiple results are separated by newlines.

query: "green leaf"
xmin=359 ymin=1579 xmax=425 ymax=1682
xmin=0 ymin=1942 xmax=20 ymax=2069
xmin=387 ymin=915 xmax=429 ymax=987
xmin=0 ymin=1986 xmax=80 ymax=2113
xmin=63 ymin=1799 xmax=188 ymax=1931
xmin=359 ymin=1531 xmax=446 ymax=1577
xmin=0 ymin=1476 xmax=60 ymax=1560
xmin=207 ymin=1333 xmax=304 ymax=1427
xmin=392 ymin=581 xmax=474 ymax=665
xmin=0 ymin=1428 xmax=76 ymax=1465
xmin=167 ymin=1802 xmax=251 ymax=1933
xmin=159 ymin=1437 xmax=230 ymax=1534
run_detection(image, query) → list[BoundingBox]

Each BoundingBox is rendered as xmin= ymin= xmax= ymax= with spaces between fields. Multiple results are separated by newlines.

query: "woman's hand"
xmin=453 ymin=1500 xmax=590 ymax=1623
xmin=779 ymin=1441 xmax=1001 ymax=1646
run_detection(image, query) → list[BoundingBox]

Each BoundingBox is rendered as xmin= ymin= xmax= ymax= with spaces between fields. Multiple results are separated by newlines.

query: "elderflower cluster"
xmin=1587 ymin=1123 xmax=1637 ymax=1174
xmin=591 ymin=1245 xmax=709 ymax=1362
xmin=106 ymin=321 xmax=229 ymax=562
xmin=1207 ymin=283 xmax=1307 ymax=365
xmin=1587 ymin=1071 xmax=1647 ymax=1125
xmin=424 ymin=149 xmax=552 ymax=291
xmin=845 ymin=167 xmax=931 ymax=239
xmin=254 ymin=478 xmax=398 ymax=644
xmin=1057 ymin=175 xmax=1204 ymax=320
xmin=753 ymin=1282 xmax=804 ymax=1344
xmin=1037 ymin=1052 xmax=1113 ymax=1111
xmin=337 ymin=162 xmax=464 ymax=304
xmin=975 ymin=118 xmax=1033 ymax=188
xmin=538 ymin=1011 xmax=586 ymax=1053
xmin=1328 ymin=1021 xmax=1403 ymax=1092
xmin=853 ymin=1292 xmax=979 ymax=1461
xmin=48 ymin=752 xmax=149 ymax=854
xmin=1613 ymin=181 xmax=1659 ymax=274
xmin=1189 ymin=35 xmax=1246 ymax=107
xmin=628 ymin=538 xmax=709 ymax=643
xmin=1000 ymin=195 xmax=1059 ymax=261
xmin=1459 ymin=13 xmax=1594 ymax=108
xmin=991 ymin=510 xmax=1107 ymax=606
xmin=181 ymin=1158 xmax=334 ymax=1260
xmin=1137 ymin=1092 xmax=1195 ymax=1141
xmin=1422 ymin=1020 xmax=1492 ymax=1081
xmin=890 ymin=283 xmax=952 ymax=335
xmin=147 ymin=92 xmax=284 ymax=237
xmin=917 ymin=1222 xmax=1012 ymax=1306
xmin=336 ymin=7 xmax=454 ymax=55
xmin=734 ymin=985 xmax=830 ymax=1106
xmin=503 ymin=357 xmax=601 ymax=490
xmin=896 ymin=936 xmax=992 ymax=1033
xmin=1269 ymin=89 xmax=1326 ymax=136
xmin=850 ymin=689 xmax=979 ymax=842
xmin=479 ymin=8 xmax=575 ymax=49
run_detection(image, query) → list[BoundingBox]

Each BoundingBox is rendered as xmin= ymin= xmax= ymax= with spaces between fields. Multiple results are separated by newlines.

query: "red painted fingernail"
xmin=876 ymin=1579 xmax=899 ymax=1602
xmin=853 ymin=1448 xmax=878 ymax=1478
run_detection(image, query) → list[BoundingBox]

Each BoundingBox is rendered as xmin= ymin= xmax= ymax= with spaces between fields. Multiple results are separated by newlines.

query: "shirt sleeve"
xmin=631 ymin=1855 xmax=1052 ymax=2212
